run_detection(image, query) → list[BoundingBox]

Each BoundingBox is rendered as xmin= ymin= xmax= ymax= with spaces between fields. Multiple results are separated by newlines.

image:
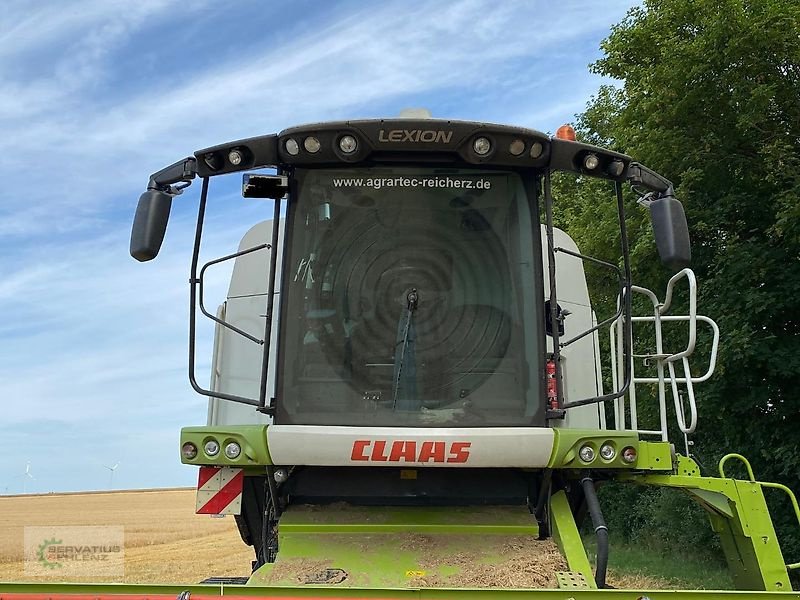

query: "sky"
xmin=0 ymin=0 xmax=639 ymax=494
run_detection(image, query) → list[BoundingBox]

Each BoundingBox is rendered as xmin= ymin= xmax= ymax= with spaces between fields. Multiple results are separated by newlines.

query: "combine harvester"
xmin=4 ymin=114 xmax=799 ymax=599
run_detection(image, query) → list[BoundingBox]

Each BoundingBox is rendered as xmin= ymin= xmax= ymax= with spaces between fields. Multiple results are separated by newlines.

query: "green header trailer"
xmin=3 ymin=116 xmax=798 ymax=599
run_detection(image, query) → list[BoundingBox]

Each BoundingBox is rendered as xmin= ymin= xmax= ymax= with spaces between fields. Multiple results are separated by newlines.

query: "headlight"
xmin=224 ymin=442 xmax=241 ymax=459
xmin=304 ymin=137 xmax=321 ymax=153
xmin=473 ymin=137 xmax=492 ymax=155
xmin=622 ymin=447 xmax=638 ymax=463
xmin=508 ymin=139 xmax=525 ymax=156
xmin=607 ymin=159 xmax=625 ymax=176
xmin=228 ymin=148 xmax=244 ymax=165
xmin=600 ymin=443 xmax=616 ymax=461
xmin=579 ymin=445 xmax=595 ymax=463
xmin=204 ymin=439 xmax=220 ymax=457
xmin=339 ymin=135 xmax=358 ymax=154
xmin=583 ymin=153 xmax=600 ymax=170
xmin=285 ymin=138 xmax=300 ymax=156
xmin=181 ymin=442 xmax=198 ymax=460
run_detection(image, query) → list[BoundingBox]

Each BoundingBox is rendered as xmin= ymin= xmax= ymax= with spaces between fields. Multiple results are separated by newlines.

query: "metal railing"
xmin=609 ymin=268 xmax=719 ymax=442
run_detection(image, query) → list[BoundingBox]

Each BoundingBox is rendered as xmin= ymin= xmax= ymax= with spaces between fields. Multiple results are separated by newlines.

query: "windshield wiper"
xmin=392 ymin=288 xmax=418 ymax=409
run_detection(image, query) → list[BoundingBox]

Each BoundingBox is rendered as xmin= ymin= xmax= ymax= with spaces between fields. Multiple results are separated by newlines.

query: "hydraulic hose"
xmin=581 ymin=475 xmax=609 ymax=588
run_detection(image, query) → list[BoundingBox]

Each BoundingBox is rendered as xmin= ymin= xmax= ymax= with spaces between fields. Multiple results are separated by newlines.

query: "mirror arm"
xmin=147 ymin=157 xmax=198 ymax=195
xmin=626 ymin=162 xmax=674 ymax=197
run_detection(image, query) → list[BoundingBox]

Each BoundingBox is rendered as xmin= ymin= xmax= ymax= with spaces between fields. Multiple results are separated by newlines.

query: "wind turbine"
xmin=104 ymin=462 xmax=120 ymax=489
xmin=22 ymin=462 xmax=34 ymax=494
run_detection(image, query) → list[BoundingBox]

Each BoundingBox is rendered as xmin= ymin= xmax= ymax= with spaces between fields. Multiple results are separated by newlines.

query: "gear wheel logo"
xmin=36 ymin=538 xmax=62 ymax=569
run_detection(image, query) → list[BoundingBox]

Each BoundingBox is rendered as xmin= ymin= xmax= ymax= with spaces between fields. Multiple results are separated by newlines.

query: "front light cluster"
xmin=474 ymin=137 xmax=545 ymax=159
xmin=577 ymin=441 xmax=637 ymax=465
xmin=284 ymin=134 xmax=358 ymax=157
xmin=285 ymin=135 xmax=331 ymax=156
xmin=202 ymin=146 xmax=251 ymax=171
xmin=579 ymin=152 xmax=626 ymax=178
xmin=181 ymin=437 xmax=242 ymax=462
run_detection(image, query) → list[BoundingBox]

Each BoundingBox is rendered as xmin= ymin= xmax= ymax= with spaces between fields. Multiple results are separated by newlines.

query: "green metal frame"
xmin=719 ymin=453 xmax=800 ymax=573
xmin=174 ymin=426 xmax=800 ymax=593
xmin=620 ymin=454 xmax=800 ymax=592
xmin=549 ymin=490 xmax=595 ymax=588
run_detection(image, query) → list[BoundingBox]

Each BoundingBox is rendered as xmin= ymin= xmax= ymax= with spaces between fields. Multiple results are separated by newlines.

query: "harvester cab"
xmin=127 ymin=116 xmax=800 ymax=595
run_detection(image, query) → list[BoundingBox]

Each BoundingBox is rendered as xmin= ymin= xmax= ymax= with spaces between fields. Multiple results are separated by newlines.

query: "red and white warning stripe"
xmin=195 ymin=466 xmax=244 ymax=515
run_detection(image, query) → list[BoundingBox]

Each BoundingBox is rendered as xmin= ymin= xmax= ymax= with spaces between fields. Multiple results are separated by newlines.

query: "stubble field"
xmin=0 ymin=488 xmax=252 ymax=584
xmin=0 ymin=489 xmax=700 ymax=590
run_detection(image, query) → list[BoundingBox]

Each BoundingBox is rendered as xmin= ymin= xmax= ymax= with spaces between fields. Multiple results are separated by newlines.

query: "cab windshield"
xmin=276 ymin=167 xmax=543 ymax=426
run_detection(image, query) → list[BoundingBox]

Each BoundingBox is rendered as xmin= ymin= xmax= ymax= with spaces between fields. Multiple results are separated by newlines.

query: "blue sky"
xmin=0 ymin=0 xmax=638 ymax=493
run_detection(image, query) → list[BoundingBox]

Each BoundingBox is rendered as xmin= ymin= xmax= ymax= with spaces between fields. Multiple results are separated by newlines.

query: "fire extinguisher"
xmin=546 ymin=358 xmax=559 ymax=410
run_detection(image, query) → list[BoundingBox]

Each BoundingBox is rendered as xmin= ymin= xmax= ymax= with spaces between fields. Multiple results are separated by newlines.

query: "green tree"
xmin=559 ymin=0 xmax=800 ymax=561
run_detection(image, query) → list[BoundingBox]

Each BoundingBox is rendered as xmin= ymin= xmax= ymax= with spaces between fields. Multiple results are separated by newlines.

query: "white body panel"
xmin=207 ymin=220 xmax=283 ymax=426
xmin=267 ymin=425 xmax=555 ymax=468
xmin=208 ymin=221 xmax=603 ymax=431
xmin=541 ymin=227 xmax=603 ymax=429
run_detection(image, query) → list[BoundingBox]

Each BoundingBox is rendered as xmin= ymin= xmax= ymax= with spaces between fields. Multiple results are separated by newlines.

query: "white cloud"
xmin=0 ymin=1 xmax=187 ymax=118
xmin=1 ymin=1 xmax=635 ymax=234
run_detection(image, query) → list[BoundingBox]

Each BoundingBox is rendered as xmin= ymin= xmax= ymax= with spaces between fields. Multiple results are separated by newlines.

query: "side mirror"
xmin=649 ymin=195 xmax=691 ymax=269
xmin=130 ymin=190 xmax=173 ymax=262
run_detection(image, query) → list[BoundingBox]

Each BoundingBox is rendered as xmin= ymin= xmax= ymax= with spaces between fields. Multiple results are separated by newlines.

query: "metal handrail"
xmin=198 ymin=243 xmax=270 ymax=345
xmin=609 ymin=268 xmax=718 ymax=439
xmin=560 ymin=181 xmax=633 ymax=411
xmin=188 ymin=177 xmax=273 ymax=409
xmin=660 ymin=268 xmax=697 ymax=362
xmin=719 ymin=453 xmax=756 ymax=481
xmin=555 ymin=247 xmax=624 ymax=349
xmin=630 ymin=316 xmax=719 ymax=383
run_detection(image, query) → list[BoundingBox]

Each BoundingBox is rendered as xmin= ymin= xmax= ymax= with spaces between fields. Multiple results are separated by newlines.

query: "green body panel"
xmin=249 ymin=505 xmax=547 ymax=589
xmin=1 ymin=581 xmax=800 ymax=598
xmin=179 ymin=426 xmax=678 ymax=473
xmin=548 ymin=490 xmax=595 ymax=587
xmin=547 ymin=429 xmax=671 ymax=471
xmin=625 ymin=456 xmax=793 ymax=591
xmin=279 ymin=505 xmax=539 ymax=535
xmin=637 ymin=440 xmax=674 ymax=471
xmin=181 ymin=425 xmax=271 ymax=470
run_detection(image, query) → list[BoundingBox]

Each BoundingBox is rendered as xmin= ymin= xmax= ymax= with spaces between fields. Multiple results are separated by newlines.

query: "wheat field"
xmin=0 ymin=488 xmax=253 ymax=584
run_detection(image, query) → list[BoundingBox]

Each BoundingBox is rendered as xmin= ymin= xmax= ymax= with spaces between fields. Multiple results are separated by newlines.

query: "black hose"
xmin=581 ymin=475 xmax=609 ymax=589
xmin=534 ymin=470 xmax=552 ymax=526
